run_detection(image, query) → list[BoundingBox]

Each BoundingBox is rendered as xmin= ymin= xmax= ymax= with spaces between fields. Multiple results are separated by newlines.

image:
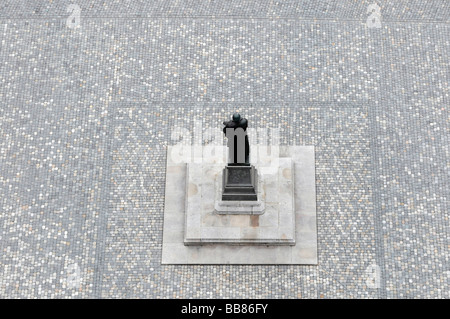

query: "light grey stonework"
xmin=162 ymin=145 xmax=317 ymax=263
xmin=186 ymin=155 xmax=295 ymax=245
xmin=214 ymin=200 xmax=265 ymax=215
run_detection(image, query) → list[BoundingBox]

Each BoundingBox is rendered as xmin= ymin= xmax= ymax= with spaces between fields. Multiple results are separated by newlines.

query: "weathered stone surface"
xmin=184 ymin=156 xmax=295 ymax=246
xmin=162 ymin=145 xmax=317 ymax=264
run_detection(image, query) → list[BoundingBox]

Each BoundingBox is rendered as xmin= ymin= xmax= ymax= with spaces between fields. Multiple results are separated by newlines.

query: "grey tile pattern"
xmin=1 ymin=1 xmax=449 ymax=22
xmin=0 ymin=1 xmax=448 ymax=298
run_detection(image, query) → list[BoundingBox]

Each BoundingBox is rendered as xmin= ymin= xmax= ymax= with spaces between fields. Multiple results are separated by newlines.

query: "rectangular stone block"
xmin=162 ymin=146 xmax=317 ymax=264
